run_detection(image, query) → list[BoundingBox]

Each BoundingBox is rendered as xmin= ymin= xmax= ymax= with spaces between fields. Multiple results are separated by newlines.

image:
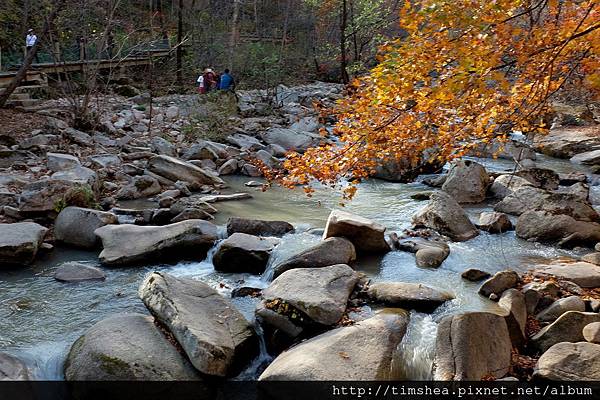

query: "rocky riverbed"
xmin=1 ymin=82 xmax=600 ymax=384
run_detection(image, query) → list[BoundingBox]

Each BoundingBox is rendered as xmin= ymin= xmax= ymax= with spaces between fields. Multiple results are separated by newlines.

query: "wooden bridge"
xmin=0 ymin=48 xmax=171 ymax=89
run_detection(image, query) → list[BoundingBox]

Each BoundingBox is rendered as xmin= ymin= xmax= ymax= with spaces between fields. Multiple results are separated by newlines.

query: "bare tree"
xmin=0 ymin=0 xmax=66 ymax=108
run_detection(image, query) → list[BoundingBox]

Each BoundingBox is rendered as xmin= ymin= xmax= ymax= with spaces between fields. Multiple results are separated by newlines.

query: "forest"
xmin=0 ymin=0 xmax=599 ymax=398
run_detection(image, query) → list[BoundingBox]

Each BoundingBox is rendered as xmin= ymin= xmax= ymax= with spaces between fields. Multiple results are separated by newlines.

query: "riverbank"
xmin=1 ymin=83 xmax=600 ymax=383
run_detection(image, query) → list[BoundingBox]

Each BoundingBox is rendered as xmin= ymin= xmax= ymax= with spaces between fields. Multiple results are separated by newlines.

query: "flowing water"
xmin=0 ymin=156 xmax=592 ymax=380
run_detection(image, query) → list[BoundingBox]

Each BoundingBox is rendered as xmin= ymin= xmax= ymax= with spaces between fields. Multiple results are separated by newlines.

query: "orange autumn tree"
xmin=275 ymin=0 xmax=600 ymax=199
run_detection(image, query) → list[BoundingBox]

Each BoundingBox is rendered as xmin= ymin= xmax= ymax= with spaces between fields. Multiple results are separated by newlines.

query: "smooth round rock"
xmin=54 ymin=262 xmax=106 ymax=282
xmin=584 ymin=322 xmax=600 ymax=344
xmin=0 ymin=353 xmax=29 ymax=380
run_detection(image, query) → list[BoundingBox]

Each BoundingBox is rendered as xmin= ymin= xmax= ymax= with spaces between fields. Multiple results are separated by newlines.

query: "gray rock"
xmin=54 ymin=262 xmax=106 ymax=282
xmin=90 ymin=154 xmax=121 ymax=169
xmin=261 ymin=127 xmax=323 ymax=152
xmin=514 ymin=168 xmax=559 ymax=190
xmin=531 ymin=311 xmax=600 ymax=352
xmin=18 ymin=179 xmax=81 ymax=215
xmin=584 ymin=322 xmax=600 ymax=344
xmin=498 ymin=289 xmax=527 ymax=347
xmin=533 ymin=125 xmax=600 ymax=158
xmin=413 ymin=191 xmax=479 ymax=241
xmin=534 ymin=342 xmax=600 ymax=380
xmin=536 ymin=296 xmax=586 ymax=322
xmin=395 ymin=236 xmax=450 ymax=268
xmin=115 ymin=175 xmax=162 ymax=200
xmin=64 ymin=313 xmax=201 ymax=380
xmin=0 ymin=222 xmax=48 ymax=266
xmin=441 ymin=160 xmax=490 ymax=203
xmin=366 ymin=282 xmax=453 ymax=312
xmin=63 ymin=128 xmax=93 ymax=146
xmin=226 ymin=133 xmax=266 ymax=151
xmin=323 ymin=209 xmax=390 ymax=253
xmin=139 ymin=272 xmax=258 ymax=377
xmin=489 ymin=174 xmax=532 ymax=199
xmin=582 ymin=252 xmax=600 ymax=266
xmin=218 ymin=159 xmax=239 ymax=175
xmin=227 ymin=217 xmax=294 ymax=237
xmin=262 ymin=264 xmax=359 ymax=326
xmin=434 ymin=312 xmax=512 ymax=380
xmin=532 ymin=261 xmax=600 ymax=288
xmin=95 ymin=220 xmax=217 ymax=266
xmin=521 ymin=281 xmax=560 ymax=314
xmin=55 ymin=207 xmax=118 ymax=249
xmin=150 ymin=137 xmax=177 ymax=157
xmin=461 ymin=268 xmax=491 ymax=282
xmin=147 ymin=155 xmax=224 ymax=189
xmin=478 ymin=270 xmax=519 ymax=298
xmin=571 ymin=149 xmax=600 ymax=165
xmin=47 ymin=153 xmax=81 ymax=172
xmin=516 ymin=211 xmax=600 ymax=248
xmin=0 ymin=353 xmax=29 ymax=380
xmin=476 ymin=212 xmax=513 ymax=233
xmin=259 ymin=312 xmax=409 ymax=380
xmin=213 ymin=233 xmax=278 ymax=274
xmin=51 ymin=166 xmax=97 ymax=189
xmin=272 ymin=237 xmax=356 ymax=279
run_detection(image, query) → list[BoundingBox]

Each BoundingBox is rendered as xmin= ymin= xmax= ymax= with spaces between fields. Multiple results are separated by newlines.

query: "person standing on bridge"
xmin=25 ymin=29 xmax=39 ymax=63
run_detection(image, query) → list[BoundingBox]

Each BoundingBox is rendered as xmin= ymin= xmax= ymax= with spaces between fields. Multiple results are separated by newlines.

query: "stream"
xmin=0 ymin=155 xmax=594 ymax=380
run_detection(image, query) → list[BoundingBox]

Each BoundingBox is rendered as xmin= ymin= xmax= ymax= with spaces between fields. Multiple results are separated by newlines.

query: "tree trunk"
xmin=228 ymin=0 xmax=241 ymax=70
xmin=339 ymin=0 xmax=350 ymax=84
xmin=279 ymin=0 xmax=292 ymax=66
xmin=176 ymin=0 xmax=184 ymax=90
xmin=0 ymin=0 xmax=64 ymax=108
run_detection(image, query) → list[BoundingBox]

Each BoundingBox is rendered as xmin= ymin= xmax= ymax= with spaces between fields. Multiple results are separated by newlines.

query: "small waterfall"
xmin=393 ymin=312 xmax=438 ymax=380
xmin=233 ymin=323 xmax=273 ymax=380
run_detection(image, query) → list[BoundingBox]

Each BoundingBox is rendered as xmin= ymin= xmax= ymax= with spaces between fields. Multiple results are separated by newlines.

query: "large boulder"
xmin=441 ymin=160 xmax=490 ymax=203
xmin=489 ymin=174 xmax=532 ymax=199
xmin=0 ymin=222 xmax=47 ymax=266
xmin=478 ymin=270 xmax=519 ymax=298
xmin=536 ymin=296 xmax=586 ymax=322
xmin=366 ymin=282 xmax=453 ymax=312
xmin=534 ymin=342 xmax=600 ymax=381
xmin=514 ymin=168 xmax=560 ymax=191
xmin=261 ymin=128 xmax=323 ymax=152
xmin=139 ymin=272 xmax=258 ymax=377
xmin=498 ymin=289 xmax=527 ymax=347
xmin=64 ymin=313 xmax=201 ymax=380
xmin=571 ymin=149 xmax=600 ymax=165
xmin=95 ymin=220 xmax=217 ymax=266
xmin=495 ymin=187 xmax=598 ymax=221
xmin=147 ymin=155 xmax=224 ymax=188
xmin=54 ymin=207 xmax=118 ymax=249
xmin=261 ymin=264 xmax=359 ymax=326
xmin=0 ymin=353 xmax=29 ymax=380
xmin=322 ymin=210 xmax=390 ymax=253
xmin=532 ymin=261 xmax=600 ymax=288
xmin=271 ymin=237 xmax=356 ymax=278
xmin=533 ymin=125 xmax=600 ymax=158
xmin=226 ymin=217 xmax=294 ymax=237
xmin=434 ymin=312 xmax=512 ymax=380
xmin=516 ymin=211 xmax=600 ymax=248
xmin=259 ymin=312 xmax=409 ymax=381
xmin=18 ymin=179 xmax=80 ymax=215
xmin=412 ymin=191 xmax=479 ymax=241
xmin=213 ymin=233 xmax=278 ymax=274
xmin=51 ymin=166 xmax=98 ymax=190
xmin=531 ymin=311 xmax=600 ymax=352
